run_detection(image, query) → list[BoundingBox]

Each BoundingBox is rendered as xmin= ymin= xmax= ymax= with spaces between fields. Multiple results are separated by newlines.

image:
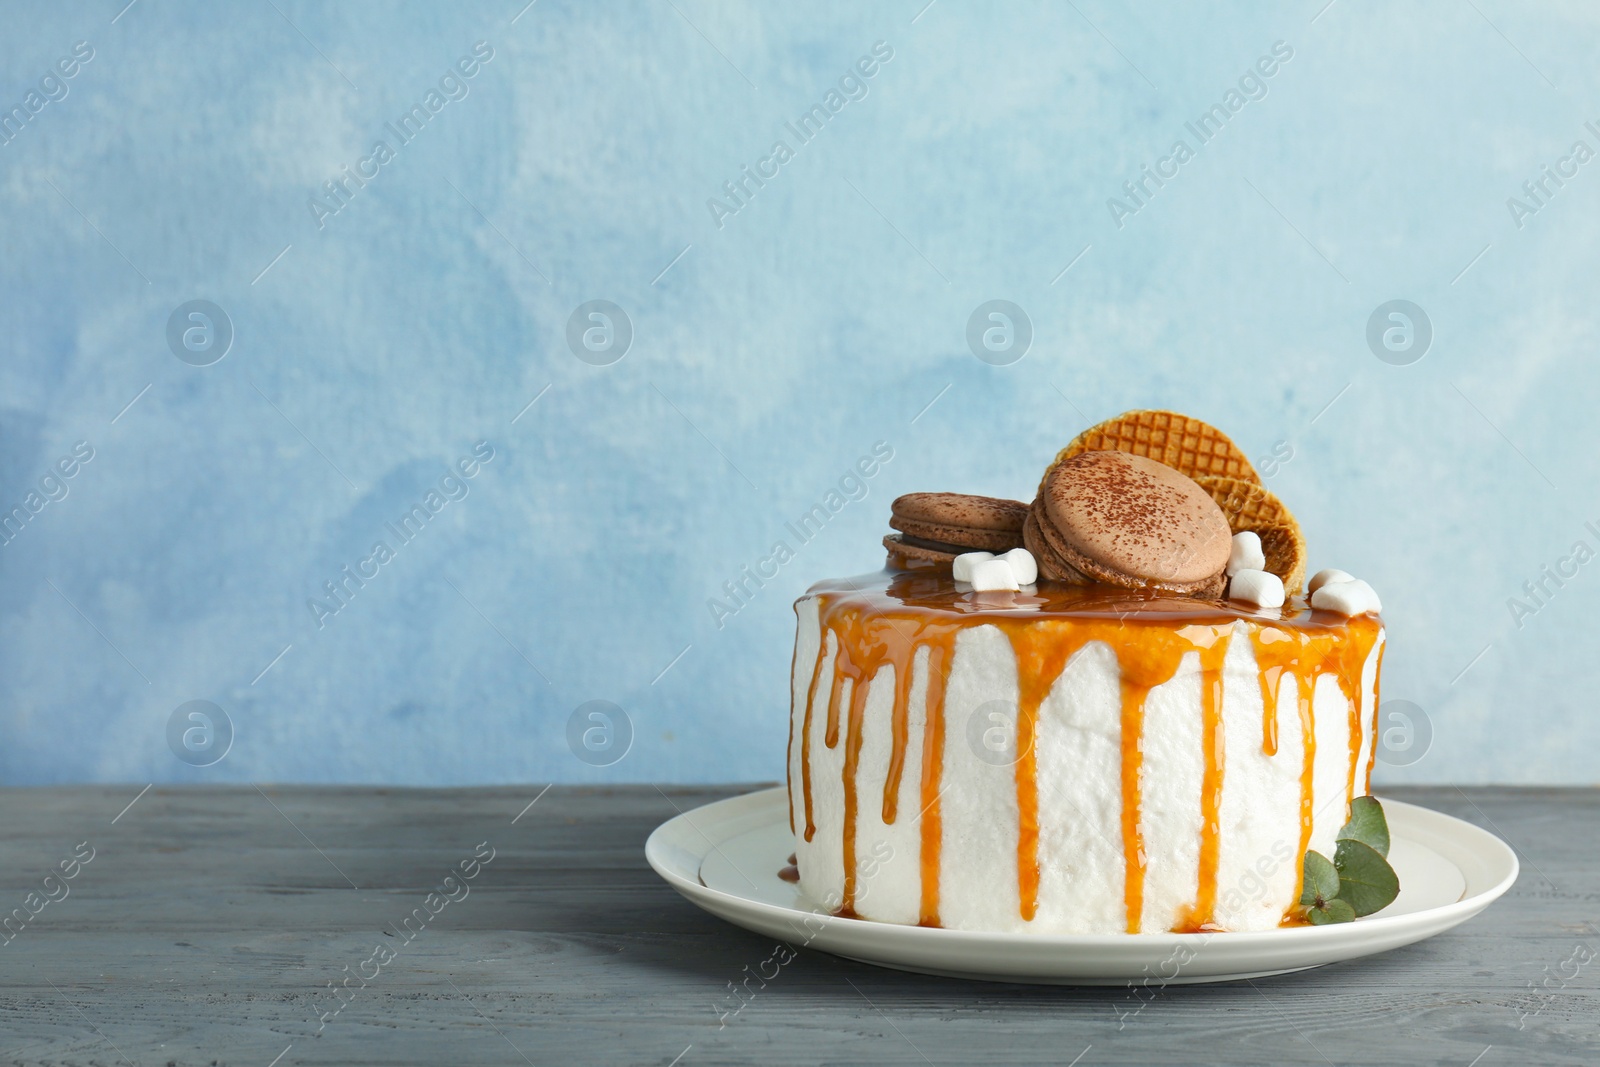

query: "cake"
xmin=785 ymin=411 xmax=1389 ymax=934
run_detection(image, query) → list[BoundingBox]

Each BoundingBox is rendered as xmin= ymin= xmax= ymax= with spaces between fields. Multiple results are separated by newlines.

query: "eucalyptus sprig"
xmin=1299 ymin=796 xmax=1400 ymax=925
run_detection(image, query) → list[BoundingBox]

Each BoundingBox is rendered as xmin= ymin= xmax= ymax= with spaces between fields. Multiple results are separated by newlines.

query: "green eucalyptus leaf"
xmin=1307 ymin=897 xmax=1356 ymax=925
xmin=1300 ymin=850 xmax=1340 ymax=907
xmin=1337 ymin=796 xmax=1391 ymax=858
xmin=1332 ymin=838 xmax=1400 ymax=917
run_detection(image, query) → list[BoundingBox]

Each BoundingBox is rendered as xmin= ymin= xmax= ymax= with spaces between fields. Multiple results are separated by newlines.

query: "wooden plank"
xmin=0 ymin=785 xmax=1592 ymax=1066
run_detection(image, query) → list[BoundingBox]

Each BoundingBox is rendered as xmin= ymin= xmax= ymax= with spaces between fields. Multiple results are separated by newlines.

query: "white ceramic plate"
xmin=646 ymin=787 xmax=1518 ymax=985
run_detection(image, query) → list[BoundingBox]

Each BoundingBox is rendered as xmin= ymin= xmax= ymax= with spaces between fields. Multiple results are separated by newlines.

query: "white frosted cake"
xmin=784 ymin=410 xmax=1389 ymax=934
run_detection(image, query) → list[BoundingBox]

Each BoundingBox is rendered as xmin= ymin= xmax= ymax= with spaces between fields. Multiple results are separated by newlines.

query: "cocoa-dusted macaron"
xmin=885 ymin=492 xmax=1028 ymax=563
xmin=1031 ymin=451 xmax=1231 ymax=595
xmin=1022 ymin=504 xmax=1090 ymax=582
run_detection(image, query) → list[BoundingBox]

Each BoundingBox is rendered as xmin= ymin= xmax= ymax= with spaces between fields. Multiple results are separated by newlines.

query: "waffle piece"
xmin=1038 ymin=410 xmax=1259 ymax=498
xmin=1194 ymin=475 xmax=1296 ymax=528
xmin=1193 ymin=476 xmax=1306 ymax=595
xmin=1256 ymin=524 xmax=1307 ymax=597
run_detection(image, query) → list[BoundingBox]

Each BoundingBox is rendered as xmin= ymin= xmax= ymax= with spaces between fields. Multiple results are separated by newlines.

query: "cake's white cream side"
xmin=787 ymin=597 xmax=821 ymax=844
xmin=1211 ymin=629 xmax=1304 ymax=932
xmin=849 ymin=645 xmax=930 ymax=925
xmin=789 ymin=595 xmax=1386 ymax=934
xmin=1032 ymin=639 xmax=1127 ymax=933
xmin=931 ymin=624 xmax=1024 ymax=929
xmin=1136 ymin=649 xmax=1207 ymax=931
xmin=784 ymin=601 xmax=812 ymax=844
xmin=790 ymin=596 xmax=843 ymax=903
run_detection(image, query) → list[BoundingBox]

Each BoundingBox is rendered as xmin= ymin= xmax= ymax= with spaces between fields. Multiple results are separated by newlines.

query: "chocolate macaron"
xmin=1029 ymin=451 xmax=1231 ymax=595
xmin=885 ymin=492 xmax=1028 ymax=563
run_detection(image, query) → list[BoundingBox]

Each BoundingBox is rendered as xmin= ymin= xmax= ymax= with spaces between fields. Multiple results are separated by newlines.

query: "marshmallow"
xmin=1308 ymin=568 xmax=1355 ymax=594
xmin=1228 ymin=568 xmax=1285 ymax=609
xmin=1354 ymin=579 xmax=1382 ymax=612
xmin=952 ymin=551 xmax=995 ymax=582
xmin=1001 ymin=547 xmax=1038 ymax=586
xmin=1311 ymin=578 xmax=1381 ymax=616
xmin=968 ymin=558 xmax=1020 ymax=592
xmin=1227 ymin=531 xmax=1266 ymax=577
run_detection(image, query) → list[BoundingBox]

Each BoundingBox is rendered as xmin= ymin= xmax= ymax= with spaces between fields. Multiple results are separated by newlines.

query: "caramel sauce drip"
xmin=798 ymin=567 xmax=1382 ymax=930
xmin=1171 ymin=636 xmax=1232 ymax=934
xmin=918 ymin=639 xmax=954 ymax=926
xmin=881 ymin=640 xmax=918 ymax=825
xmin=800 ymin=635 xmax=829 ymax=842
xmin=841 ymin=664 xmax=870 ymax=910
xmin=1247 ymin=623 xmax=1382 ymax=911
xmin=1337 ymin=629 xmax=1376 ymax=809
xmin=1117 ymin=675 xmax=1149 ymax=932
xmin=1245 ymin=630 xmax=1293 ymax=710
xmin=1005 ymin=620 xmax=1235 ymax=930
xmin=1364 ymin=641 xmax=1386 ymax=797
xmin=1111 ymin=624 xmax=1236 ymax=932
xmin=805 ymin=599 xmax=940 ymax=913
xmin=1346 ymin=689 xmax=1363 ymax=809
xmin=787 ymin=630 xmax=801 ymax=836
xmin=1292 ymin=672 xmax=1316 ymax=919
xmin=1006 ymin=628 xmax=1088 ymax=923
xmin=825 ymin=656 xmax=847 ymax=749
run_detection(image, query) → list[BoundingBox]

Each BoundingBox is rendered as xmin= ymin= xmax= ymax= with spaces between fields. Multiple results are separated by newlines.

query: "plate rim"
xmin=646 ymin=786 xmax=1519 ymax=950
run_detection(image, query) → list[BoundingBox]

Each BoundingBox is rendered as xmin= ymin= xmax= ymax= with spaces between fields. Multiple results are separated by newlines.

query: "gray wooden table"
xmin=0 ymin=785 xmax=1592 ymax=1066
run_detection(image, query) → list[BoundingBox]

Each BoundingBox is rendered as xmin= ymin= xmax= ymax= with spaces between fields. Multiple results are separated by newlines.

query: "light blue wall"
xmin=2 ymin=1 xmax=1595 ymax=786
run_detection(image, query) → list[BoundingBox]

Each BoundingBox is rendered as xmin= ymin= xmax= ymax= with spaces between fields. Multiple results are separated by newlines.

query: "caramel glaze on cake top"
xmin=787 ymin=554 xmax=1384 ymax=933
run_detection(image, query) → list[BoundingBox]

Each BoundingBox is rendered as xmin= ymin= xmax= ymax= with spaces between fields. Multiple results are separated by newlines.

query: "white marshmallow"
xmin=1347 ymin=578 xmax=1381 ymax=613
xmin=1001 ymin=547 xmax=1038 ymax=586
xmin=1228 ymin=568 xmax=1284 ymax=608
xmin=968 ymin=558 xmax=1020 ymax=592
xmin=1308 ymin=568 xmax=1355 ymax=594
xmin=1227 ymin=531 xmax=1266 ymax=577
xmin=952 ymin=551 xmax=995 ymax=583
xmin=1311 ymin=578 xmax=1381 ymax=616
